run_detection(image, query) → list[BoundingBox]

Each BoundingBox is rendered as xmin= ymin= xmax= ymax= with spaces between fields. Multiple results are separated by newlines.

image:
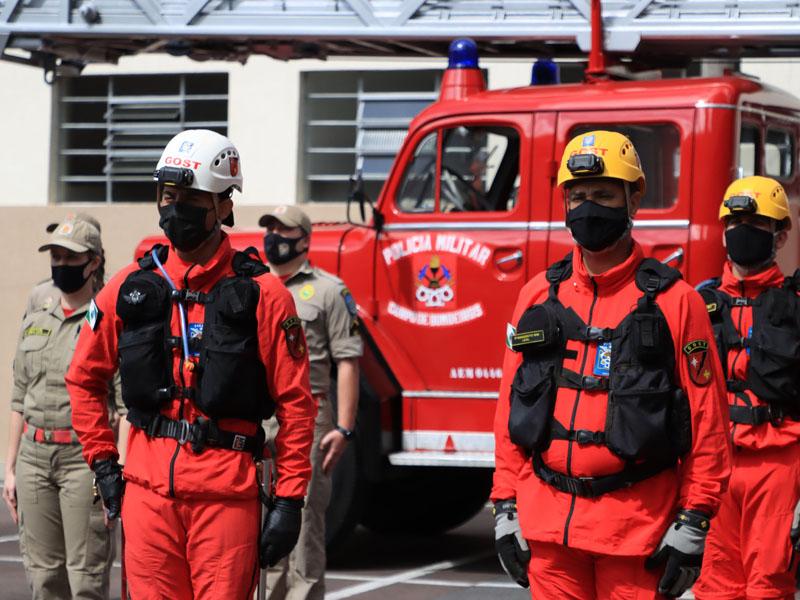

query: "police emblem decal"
xmin=416 ymin=255 xmax=455 ymax=308
xmin=178 ymin=141 xmax=194 ymax=154
xmin=299 ymin=284 xmax=315 ymax=301
xmin=683 ymin=339 xmax=712 ymax=386
xmin=582 ymin=134 xmax=595 ymax=147
xmin=229 ymin=156 xmax=239 ymax=177
xmin=281 ymin=316 xmax=306 ymax=359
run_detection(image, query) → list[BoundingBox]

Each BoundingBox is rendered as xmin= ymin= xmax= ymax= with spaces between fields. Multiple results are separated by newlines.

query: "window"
xmin=765 ymin=128 xmax=794 ymax=179
xmin=397 ymin=132 xmax=437 ymax=213
xmin=439 ymin=126 xmax=519 ymax=212
xmin=570 ymin=124 xmax=680 ymax=209
xmin=301 ymin=70 xmax=440 ymax=203
xmin=739 ymin=123 xmax=759 ymax=178
xmin=56 ymin=73 xmax=228 ymax=203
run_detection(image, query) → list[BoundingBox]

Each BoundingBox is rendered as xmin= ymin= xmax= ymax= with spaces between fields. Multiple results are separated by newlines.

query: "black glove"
xmin=92 ymin=458 xmax=125 ymax=520
xmin=645 ymin=509 xmax=710 ymax=598
xmin=260 ymin=497 xmax=303 ymax=568
xmin=493 ymin=499 xmax=530 ymax=588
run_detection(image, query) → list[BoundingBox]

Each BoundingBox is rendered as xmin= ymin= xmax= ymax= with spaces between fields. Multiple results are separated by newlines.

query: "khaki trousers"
xmin=265 ymin=394 xmax=334 ymax=600
xmin=15 ymin=436 xmax=113 ymax=600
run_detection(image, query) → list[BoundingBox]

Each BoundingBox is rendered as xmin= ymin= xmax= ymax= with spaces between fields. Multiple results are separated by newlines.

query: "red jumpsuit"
xmin=66 ymin=234 xmax=316 ymax=600
xmin=694 ymin=262 xmax=800 ymax=600
xmin=492 ymin=243 xmax=731 ymax=600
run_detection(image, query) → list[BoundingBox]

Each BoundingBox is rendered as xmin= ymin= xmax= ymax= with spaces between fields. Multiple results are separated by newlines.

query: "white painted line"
xmin=0 ymin=555 xmax=23 ymax=563
xmin=326 ymin=573 xmax=518 ymax=589
xmin=0 ymin=534 xmax=19 ymax=543
xmin=324 ymin=552 xmax=491 ymax=599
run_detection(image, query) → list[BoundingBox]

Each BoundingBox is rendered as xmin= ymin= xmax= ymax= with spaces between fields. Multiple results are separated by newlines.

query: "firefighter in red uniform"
xmin=492 ymin=130 xmax=731 ymax=599
xmin=693 ymin=176 xmax=800 ymax=600
xmin=66 ymin=129 xmax=316 ymax=600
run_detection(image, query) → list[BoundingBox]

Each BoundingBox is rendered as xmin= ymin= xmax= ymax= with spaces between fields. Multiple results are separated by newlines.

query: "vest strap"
xmin=558 ymin=369 xmax=609 ymax=391
xmin=532 ymin=454 xmax=674 ymax=498
xmin=729 ymin=404 xmax=799 ymax=426
xmin=550 ymin=420 xmax=606 ymax=445
xmin=128 ymin=410 xmax=264 ymax=458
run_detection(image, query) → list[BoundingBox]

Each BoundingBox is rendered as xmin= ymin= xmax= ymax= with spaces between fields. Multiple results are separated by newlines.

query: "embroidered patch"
xmin=593 ymin=342 xmax=612 ymax=377
xmin=511 ymin=330 xmax=545 ymax=351
xmin=23 ymin=326 xmax=51 ymax=338
xmin=85 ymin=299 xmax=102 ymax=331
xmin=299 ymin=284 xmax=315 ymax=301
xmin=683 ymin=339 xmax=712 ymax=386
xmin=123 ymin=289 xmax=146 ymax=305
xmin=341 ymin=288 xmax=357 ymax=316
xmin=505 ymin=323 xmax=517 ymax=350
xmin=281 ymin=316 xmax=306 ymax=359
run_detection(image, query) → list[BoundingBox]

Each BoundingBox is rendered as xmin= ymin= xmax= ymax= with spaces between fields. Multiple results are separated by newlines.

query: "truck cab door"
xmin=375 ymin=114 xmax=535 ymax=394
xmin=549 ymin=112 xmax=693 ymax=273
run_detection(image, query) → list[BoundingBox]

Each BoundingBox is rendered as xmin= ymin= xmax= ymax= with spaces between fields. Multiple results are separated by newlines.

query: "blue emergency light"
xmin=531 ymin=58 xmax=560 ymax=85
xmin=448 ymin=38 xmax=479 ymax=69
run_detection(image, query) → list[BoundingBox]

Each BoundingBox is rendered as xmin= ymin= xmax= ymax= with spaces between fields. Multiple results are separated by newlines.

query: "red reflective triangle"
xmin=444 ymin=435 xmax=456 ymax=453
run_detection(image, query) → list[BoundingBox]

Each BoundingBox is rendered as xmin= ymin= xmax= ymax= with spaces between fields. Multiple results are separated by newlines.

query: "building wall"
xmin=0 ymin=53 xmax=797 ymax=465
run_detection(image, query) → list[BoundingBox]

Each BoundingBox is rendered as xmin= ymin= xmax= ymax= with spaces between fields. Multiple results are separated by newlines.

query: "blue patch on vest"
xmin=189 ymin=323 xmax=203 ymax=357
xmin=593 ymin=342 xmax=612 ymax=377
xmin=746 ymin=326 xmax=752 ymax=356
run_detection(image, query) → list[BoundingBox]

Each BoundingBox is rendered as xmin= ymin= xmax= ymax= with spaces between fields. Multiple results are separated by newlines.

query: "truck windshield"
xmin=570 ymin=123 xmax=680 ymax=210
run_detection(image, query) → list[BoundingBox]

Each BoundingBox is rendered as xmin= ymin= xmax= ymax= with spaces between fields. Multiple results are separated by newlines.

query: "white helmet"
xmin=154 ymin=129 xmax=243 ymax=195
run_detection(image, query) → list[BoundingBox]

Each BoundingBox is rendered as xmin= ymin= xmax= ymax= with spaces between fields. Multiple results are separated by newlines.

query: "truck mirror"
xmin=347 ymin=172 xmax=383 ymax=231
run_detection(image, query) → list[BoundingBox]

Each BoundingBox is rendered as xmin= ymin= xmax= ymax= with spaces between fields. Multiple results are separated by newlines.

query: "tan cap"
xmin=258 ymin=205 xmax=312 ymax=235
xmin=46 ymin=211 xmax=101 ymax=234
xmin=39 ymin=214 xmax=103 ymax=254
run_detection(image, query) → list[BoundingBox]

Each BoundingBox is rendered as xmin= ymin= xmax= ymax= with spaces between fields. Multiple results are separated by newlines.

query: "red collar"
xmin=719 ymin=261 xmax=785 ymax=297
xmin=572 ymin=241 xmax=644 ymax=296
xmin=162 ymin=233 xmax=235 ymax=292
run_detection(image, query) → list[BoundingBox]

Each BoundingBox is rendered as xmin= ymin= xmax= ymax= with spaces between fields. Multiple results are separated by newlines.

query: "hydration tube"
xmin=151 ymin=249 xmax=192 ymax=359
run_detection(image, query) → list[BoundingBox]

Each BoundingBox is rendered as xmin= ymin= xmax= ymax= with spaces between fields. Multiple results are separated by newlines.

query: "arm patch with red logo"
xmin=683 ymin=339 xmax=712 ymax=386
xmin=281 ymin=316 xmax=306 ymax=359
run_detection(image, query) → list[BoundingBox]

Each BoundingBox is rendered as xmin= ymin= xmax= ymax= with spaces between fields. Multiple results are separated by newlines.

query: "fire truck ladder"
xmin=2 ymin=1 xmax=800 ymax=73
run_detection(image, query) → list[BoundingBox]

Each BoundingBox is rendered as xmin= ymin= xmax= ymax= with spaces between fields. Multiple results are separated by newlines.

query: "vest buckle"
xmin=768 ymin=405 xmax=785 ymax=427
xmin=177 ymin=419 xmax=191 ymax=445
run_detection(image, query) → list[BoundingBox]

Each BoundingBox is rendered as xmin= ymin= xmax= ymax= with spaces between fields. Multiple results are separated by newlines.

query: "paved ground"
xmin=0 ymin=501 xmax=525 ymax=600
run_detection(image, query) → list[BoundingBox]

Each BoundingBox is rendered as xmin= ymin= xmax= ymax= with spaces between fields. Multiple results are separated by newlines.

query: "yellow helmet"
xmin=557 ymin=130 xmax=646 ymax=195
xmin=719 ymin=175 xmax=792 ymax=230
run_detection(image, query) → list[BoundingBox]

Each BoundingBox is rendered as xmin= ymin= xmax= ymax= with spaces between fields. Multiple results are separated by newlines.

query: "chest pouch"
xmin=508 ymin=303 xmax=562 ymax=452
xmin=748 ymin=284 xmax=800 ymax=406
xmin=116 ymin=270 xmax=173 ymax=412
xmin=605 ymin=262 xmax=689 ymax=462
xmin=198 ymin=273 xmax=273 ymax=422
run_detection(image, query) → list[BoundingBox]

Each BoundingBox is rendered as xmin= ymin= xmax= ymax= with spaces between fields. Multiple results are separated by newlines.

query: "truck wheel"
xmin=360 ymin=467 xmax=492 ymax=534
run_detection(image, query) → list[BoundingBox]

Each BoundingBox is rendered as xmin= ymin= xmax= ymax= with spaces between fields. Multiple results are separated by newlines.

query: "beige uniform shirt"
xmin=11 ymin=299 xmax=123 ymax=429
xmin=284 ymin=262 xmax=363 ymax=394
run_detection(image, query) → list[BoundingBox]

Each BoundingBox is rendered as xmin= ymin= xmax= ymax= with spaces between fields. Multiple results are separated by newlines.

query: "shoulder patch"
xmin=683 ymin=339 xmax=712 ymax=387
xmin=505 ymin=323 xmax=517 ymax=350
xmin=281 ymin=316 xmax=306 ymax=359
xmin=341 ymin=288 xmax=357 ymax=317
xmin=85 ymin=299 xmax=102 ymax=331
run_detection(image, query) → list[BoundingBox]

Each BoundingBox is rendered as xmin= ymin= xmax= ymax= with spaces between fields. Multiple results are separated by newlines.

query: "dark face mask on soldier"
xmin=566 ymin=201 xmax=631 ymax=252
xmin=158 ymin=203 xmax=216 ymax=252
xmin=725 ymin=224 xmax=776 ymax=268
xmin=52 ymin=262 xmax=91 ymax=294
xmin=263 ymin=232 xmax=307 ymax=265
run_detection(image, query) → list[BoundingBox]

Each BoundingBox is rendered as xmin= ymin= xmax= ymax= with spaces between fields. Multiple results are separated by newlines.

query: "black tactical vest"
xmin=116 ymin=245 xmax=275 ymax=425
xmin=698 ymin=270 xmax=800 ymax=425
xmin=508 ymin=254 xmax=692 ymax=497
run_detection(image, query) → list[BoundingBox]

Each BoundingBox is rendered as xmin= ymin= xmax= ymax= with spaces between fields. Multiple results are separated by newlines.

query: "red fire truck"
xmin=136 ymin=40 xmax=800 ymax=545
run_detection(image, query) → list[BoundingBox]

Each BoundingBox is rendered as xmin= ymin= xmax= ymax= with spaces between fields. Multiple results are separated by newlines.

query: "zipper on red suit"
xmin=562 ymin=276 xmax=598 ymax=547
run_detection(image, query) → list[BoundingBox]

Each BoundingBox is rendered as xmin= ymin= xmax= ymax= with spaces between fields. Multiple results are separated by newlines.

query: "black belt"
xmin=532 ymin=454 xmax=674 ymax=498
xmin=128 ymin=409 xmax=264 ymax=458
xmin=729 ymin=404 xmax=799 ymax=426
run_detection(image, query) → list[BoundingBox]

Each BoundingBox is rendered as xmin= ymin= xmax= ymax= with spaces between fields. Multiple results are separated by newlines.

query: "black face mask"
xmin=52 ymin=262 xmax=91 ymax=294
xmin=264 ymin=232 xmax=307 ymax=265
xmin=725 ymin=224 xmax=775 ymax=268
xmin=158 ymin=203 xmax=216 ymax=252
xmin=566 ymin=201 xmax=630 ymax=252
